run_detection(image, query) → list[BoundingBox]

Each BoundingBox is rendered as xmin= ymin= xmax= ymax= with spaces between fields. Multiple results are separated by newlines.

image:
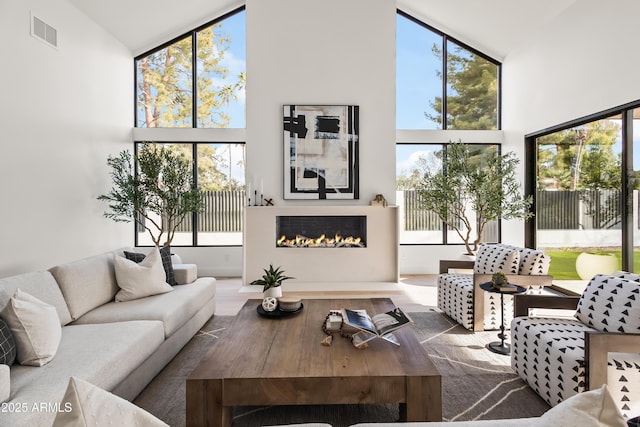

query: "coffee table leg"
xmin=186 ymin=379 xmax=232 ymax=427
xmin=402 ymin=376 xmax=442 ymax=422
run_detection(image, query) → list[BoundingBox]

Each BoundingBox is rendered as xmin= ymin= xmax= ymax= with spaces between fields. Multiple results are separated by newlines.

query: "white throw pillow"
xmin=538 ymin=385 xmax=627 ymax=427
xmin=114 ymin=247 xmax=173 ymax=302
xmin=53 ymin=377 xmax=169 ymax=427
xmin=0 ymin=289 xmax=61 ymax=366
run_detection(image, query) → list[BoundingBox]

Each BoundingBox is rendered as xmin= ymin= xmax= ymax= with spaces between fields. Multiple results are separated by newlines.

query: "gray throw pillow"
xmin=0 ymin=317 xmax=16 ymax=365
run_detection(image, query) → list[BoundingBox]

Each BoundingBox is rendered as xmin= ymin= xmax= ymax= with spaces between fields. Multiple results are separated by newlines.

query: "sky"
xmin=220 ymin=12 xmax=640 ymax=181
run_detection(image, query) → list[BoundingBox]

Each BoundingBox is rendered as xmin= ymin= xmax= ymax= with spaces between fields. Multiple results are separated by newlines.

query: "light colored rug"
xmin=134 ymin=310 xmax=550 ymax=426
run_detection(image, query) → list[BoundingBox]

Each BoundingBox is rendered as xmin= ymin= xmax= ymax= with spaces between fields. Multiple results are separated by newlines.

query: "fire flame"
xmin=276 ymin=233 xmax=365 ymax=248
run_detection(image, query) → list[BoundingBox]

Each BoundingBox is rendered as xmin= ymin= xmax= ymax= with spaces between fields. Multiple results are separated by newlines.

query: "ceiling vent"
xmin=31 ymin=14 xmax=58 ymax=49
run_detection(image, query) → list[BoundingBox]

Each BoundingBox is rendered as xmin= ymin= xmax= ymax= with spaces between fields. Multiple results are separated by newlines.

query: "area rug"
xmin=134 ymin=310 xmax=550 ymax=426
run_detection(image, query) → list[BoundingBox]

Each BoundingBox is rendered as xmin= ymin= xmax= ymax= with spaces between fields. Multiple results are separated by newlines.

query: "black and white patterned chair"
xmin=511 ymin=272 xmax=640 ymax=420
xmin=438 ymin=243 xmax=553 ymax=331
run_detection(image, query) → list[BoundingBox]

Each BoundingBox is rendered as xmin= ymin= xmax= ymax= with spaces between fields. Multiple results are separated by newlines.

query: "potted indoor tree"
xmin=97 ymin=142 xmax=205 ymax=248
xmin=251 ymin=264 xmax=294 ymax=298
xmin=416 ymin=141 xmax=533 ymax=257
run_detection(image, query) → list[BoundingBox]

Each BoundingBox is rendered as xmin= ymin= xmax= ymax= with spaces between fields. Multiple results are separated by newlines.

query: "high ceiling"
xmin=69 ymin=0 xmax=575 ymax=58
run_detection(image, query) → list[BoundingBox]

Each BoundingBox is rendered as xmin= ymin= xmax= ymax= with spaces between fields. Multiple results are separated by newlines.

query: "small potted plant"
xmin=251 ymin=264 xmax=294 ymax=298
xmin=490 ymin=272 xmax=509 ymax=290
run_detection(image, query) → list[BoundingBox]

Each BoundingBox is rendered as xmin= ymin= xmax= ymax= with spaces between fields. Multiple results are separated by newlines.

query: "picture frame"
xmin=283 ymin=104 xmax=359 ymax=200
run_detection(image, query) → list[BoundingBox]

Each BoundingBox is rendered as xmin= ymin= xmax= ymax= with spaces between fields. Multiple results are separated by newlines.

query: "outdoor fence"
xmin=168 ymin=188 xmax=625 ymax=235
xmin=402 ymin=189 xmax=623 ymax=232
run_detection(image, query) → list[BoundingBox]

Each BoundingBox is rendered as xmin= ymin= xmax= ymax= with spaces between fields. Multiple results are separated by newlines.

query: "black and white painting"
xmin=283 ymin=105 xmax=359 ymax=199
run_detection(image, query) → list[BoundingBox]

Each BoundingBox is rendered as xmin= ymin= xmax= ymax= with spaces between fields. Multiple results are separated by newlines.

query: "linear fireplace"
xmin=276 ymin=215 xmax=366 ymax=248
xmin=243 ymin=206 xmax=399 ymax=285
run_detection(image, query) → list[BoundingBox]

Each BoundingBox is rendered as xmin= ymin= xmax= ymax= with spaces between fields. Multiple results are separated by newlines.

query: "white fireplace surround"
xmin=243 ymin=206 xmax=399 ymax=287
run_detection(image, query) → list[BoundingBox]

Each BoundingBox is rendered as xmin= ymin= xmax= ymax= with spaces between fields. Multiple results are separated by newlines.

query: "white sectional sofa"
xmin=0 ymin=248 xmax=216 ymax=427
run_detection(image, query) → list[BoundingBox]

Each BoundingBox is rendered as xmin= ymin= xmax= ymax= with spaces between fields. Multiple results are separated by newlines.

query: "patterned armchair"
xmin=438 ymin=243 xmax=553 ymax=331
xmin=511 ymin=272 xmax=640 ymax=420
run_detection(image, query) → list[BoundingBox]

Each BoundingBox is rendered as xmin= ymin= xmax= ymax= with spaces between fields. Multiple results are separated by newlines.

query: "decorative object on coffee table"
xmin=250 ymin=264 xmax=294 ymax=299
xmin=480 ymin=282 xmax=526 ymax=355
xmin=261 ymin=297 xmax=278 ymax=312
xmin=278 ymin=297 xmax=302 ymax=312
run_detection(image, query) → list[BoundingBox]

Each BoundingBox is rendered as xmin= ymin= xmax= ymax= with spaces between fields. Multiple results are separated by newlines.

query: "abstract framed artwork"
xmin=283 ymin=105 xmax=359 ymax=199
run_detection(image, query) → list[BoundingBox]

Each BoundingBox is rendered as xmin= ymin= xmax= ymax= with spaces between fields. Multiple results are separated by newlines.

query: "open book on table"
xmin=341 ymin=307 xmax=412 ymax=347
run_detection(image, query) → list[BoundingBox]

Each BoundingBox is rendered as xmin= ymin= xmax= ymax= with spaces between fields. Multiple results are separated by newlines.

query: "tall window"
xmin=133 ymin=8 xmax=246 ymax=247
xmin=396 ymin=11 xmax=500 ymax=130
xmin=396 ymin=10 xmax=502 ymax=246
xmin=396 ymin=143 xmax=499 ymax=245
xmin=135 ymin=142 xmax=246 ymax=247
xmin=135 ymin=8 xmax=246 ymax=128
xmin=528 ymin=102 xmax=640 ymax=278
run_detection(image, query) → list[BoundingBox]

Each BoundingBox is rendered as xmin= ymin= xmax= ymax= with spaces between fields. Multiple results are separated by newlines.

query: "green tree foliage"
xmin=537 ymin=121 xmax=622 ymax=191
xmin=137 ymin=24 xmax=245 ymax=128
xmin=98 ymin=143 xmax=205 ymax=247
xmin=168 ymin=144 xmax=245 ymax=191
xmin=416 ymin=142 xmax=533 ymax=254
xmin=426 ymin=43 xmax=498 ymax=130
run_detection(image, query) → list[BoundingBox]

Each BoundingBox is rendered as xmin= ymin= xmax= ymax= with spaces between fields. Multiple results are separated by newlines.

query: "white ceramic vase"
xmin=263 ymin=286 xmax=282 ymax=298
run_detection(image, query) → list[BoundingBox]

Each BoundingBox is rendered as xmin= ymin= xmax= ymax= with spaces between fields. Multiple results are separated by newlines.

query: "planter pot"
xmin=459 ymin=253 xmax=476 ymax=262
xmin=575 ymin=252 xmax=618 ymax=280
xmin=263 ymin=286 xmax=282 ymax=298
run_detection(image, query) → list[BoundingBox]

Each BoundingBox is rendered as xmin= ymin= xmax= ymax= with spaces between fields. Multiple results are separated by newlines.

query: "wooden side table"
xmin=479 ymin=282 xmax=526 ymax=355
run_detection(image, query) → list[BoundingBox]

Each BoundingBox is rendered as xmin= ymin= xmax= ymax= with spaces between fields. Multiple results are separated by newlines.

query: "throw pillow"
xmin=125 ymin=245 xmax=176 ymax=286
xmin=474 ymin=243 xmax=520 ymax=274
xmin=538 ymin=385 xmax=627 ymax=427
xmin=115 ymin=246 xmax=173 ymax=302
xmin=575 ymin=274 xmax=640 ymax=333
xmin=0 ymin=317 xmax=16 ymax=365
xmin=517 ymin=247 xmax=551 ymax=275
xmin=0 ymin=289 xmax=61 ymax=366
xmin=53 ymin=377 xmax=169 ymax=427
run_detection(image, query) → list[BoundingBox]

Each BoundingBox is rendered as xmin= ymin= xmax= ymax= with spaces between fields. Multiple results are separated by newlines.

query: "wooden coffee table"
xmin=186 ymin=298 xmax=442 ymax=426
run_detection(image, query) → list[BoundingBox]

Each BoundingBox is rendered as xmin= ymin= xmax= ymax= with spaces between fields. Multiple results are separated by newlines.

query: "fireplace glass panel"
xmin=276 ymin=215 xmax=366 ymax=248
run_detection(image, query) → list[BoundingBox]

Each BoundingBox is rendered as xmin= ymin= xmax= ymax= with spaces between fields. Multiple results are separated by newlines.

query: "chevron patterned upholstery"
xmin=511 ymin=273 xmax=640 ymax=420
xmin=438 ymin=244 xmax=552 ymax=331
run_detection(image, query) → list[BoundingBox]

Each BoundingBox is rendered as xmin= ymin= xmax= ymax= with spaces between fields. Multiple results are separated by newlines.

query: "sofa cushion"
xmin=0 ymin=271 xmax=72 ymax=325
xmin=1 ymin=289 xmax=61 ymax=366
xmin=474 ymin=243 xmax=520 ymax=274
xmin=114 ymin=247 xmax=173 ymax=302
xmin=73 ymin=277 xmax=216 ymax=338
xmin=0 ymin=364 xmax=8 ymax=404
xmin=5 ymin=320 xmax=164 ymax=426
xmin=53 ymin=377 xmax=169 ymax=427
xmin=538 ymin=385 xmax=627 ymax=427
xmin=575 ymin=274 xmax=640 ymax=333
xmin=0 ymin=317 xmax=16 ymax=365
xmin=173 ymin=263 xmax=198 ymax=285
xmin=49 ymin=252 xmax=119 ymax=321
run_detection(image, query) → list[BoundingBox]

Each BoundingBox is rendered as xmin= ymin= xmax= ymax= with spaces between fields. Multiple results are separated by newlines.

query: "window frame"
xmin=133 ymin=140 xmax=247 ymax=248
xmin=396 ymin=9 xmax=502 ymax=131
xmin=133 ymin=6 xmax=246 ymax=129
xmin=396 ymin=141 xmax=503 ymax=246
xmin=525 ymin=99 xmax=640 ymax=271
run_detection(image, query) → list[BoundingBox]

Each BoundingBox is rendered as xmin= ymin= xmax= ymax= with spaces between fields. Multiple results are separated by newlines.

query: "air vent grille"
xmin=31 ymin=14 xmax=58 ymax=48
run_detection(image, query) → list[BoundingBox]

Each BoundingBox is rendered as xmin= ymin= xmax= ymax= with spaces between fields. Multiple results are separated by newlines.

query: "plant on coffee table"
xmin=251 ymin=264 xmax=294 ymax=298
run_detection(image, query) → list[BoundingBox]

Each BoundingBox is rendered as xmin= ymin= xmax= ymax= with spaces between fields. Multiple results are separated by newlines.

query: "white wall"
xmin=245 ymin=0 xmax=397 ymax=207
xmin=0 ymin=0 xmax=132 ymax=276
xmin=503 ymin=0 xmax=640 ymax=135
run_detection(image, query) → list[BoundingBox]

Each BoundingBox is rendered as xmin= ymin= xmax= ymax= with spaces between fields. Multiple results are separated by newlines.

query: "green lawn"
xmin=545 ymin=249 xmax=640 ymax=279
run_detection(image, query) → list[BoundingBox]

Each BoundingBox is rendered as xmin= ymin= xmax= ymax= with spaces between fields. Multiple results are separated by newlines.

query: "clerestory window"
xmin=135 ymin=8 xmax=246 ymax=128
